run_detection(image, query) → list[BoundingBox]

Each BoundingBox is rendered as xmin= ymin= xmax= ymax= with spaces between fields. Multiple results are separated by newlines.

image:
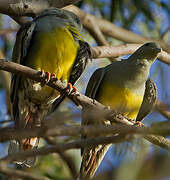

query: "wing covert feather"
xmin=136 ymin=78 xmax=157 ymax=121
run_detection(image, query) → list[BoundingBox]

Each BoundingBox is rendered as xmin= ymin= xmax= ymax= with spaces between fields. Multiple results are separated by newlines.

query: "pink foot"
xmin=39 ymin=70 xmax=57 ymax=85
xmin=135 ymin=121 xmax=145 ymax=127
xmin=67 ymin=83 xmax=78 ymax=95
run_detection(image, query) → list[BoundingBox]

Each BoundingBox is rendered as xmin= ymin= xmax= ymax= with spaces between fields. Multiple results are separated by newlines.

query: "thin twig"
xmin=0 ymin=1 xmax=169 ymax=54
xmin=160 ymin=27 xmax=170 ymax=39
xmin=1 ymin=135 xmax=128 ymax=164
xmin=2 ymin=123 xmax=170 ymax=142
xmin=155 ymin=101 xmax=170 ymax=120
xmin=0 ymin=119 xmax=12 ymax=125
xmin=0 ymin=28 xmax=17 ymax=36
xmin=66 ymin=5 xmax=170 ymax=54
xmin=91 ymin=44 xmax=170 ymax=65
xmin=0 ymin=59 xmax=170 ymax=151
xmin=0 ymin=0 xmax=81 ymax=16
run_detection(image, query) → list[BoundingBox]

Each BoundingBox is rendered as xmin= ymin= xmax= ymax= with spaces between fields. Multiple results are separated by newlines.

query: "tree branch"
xmin=0 ymin=28 xmax=17 ymax=36
xmin=0 ymin=3 xmax=170 ymax=64
xmin=82 ymin=14 xmax=118 ymax=62
xmin=0 ymin=2 xmax=169 ymax=55
xmin=0 ymin=59 xmax=170 ymax=152
xmin=0 ymin=59 xmax=106 ymax=109
xmin=66 ymin=5 xmax=170 ymax=54
xmin=0 ymin=50 xmax=12 ymax=114
xmin=1 ymin=123 xmax=170 ymax=147
xmin=155 ymin=101 xmax=170 ymax=120
xmin=1 ymin=135 xmax=128 ymax=164
xmin=160 ymin=27 xmax=170 ymax=39
xmin=1 ymin=132 xmax=170 ymax=166
xmin=92 ymin=44 xmax=170 ymax=65
xmin=0 ymin=0 xmax=81 ymax=16
xmin=106 ymin=113 xmax=170 ymax=151
xmin=80 ymin=11 xmax=109 ymax=46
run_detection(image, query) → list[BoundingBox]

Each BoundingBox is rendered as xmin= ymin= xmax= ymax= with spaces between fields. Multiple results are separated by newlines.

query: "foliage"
xmin=28 ymin=154 xmax=71 ymax=179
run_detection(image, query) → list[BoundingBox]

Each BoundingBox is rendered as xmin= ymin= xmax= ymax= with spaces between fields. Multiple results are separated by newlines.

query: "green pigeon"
xmin=80 ymin=42 xmax=161 ymax=178
xmin=9 ymin=8 xmax=91 ymax=168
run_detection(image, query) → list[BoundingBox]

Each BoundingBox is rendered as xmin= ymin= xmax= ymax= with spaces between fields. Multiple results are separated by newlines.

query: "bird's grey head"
xmin=36 ymin=8 xmax=82 ymax=31
xmin=130 ymin=42 xmax=161 ymax=65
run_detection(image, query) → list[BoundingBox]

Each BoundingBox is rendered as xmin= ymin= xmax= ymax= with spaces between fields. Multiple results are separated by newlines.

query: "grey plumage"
xmin=9 ymin=8 xmax=91 ymax=168
xmin=80 ymin=42 xmax=160 ymax=178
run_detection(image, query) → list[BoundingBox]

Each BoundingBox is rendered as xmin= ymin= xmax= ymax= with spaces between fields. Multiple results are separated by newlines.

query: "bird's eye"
xmin=75 ymin=16 xmax=80 ymax=24
xmin=145 ymin=43 xmax=150 ymax=46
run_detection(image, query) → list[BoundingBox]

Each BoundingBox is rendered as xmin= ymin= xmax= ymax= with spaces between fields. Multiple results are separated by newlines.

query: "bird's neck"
xmin=125 ymin=58 xmax=151 ymax=85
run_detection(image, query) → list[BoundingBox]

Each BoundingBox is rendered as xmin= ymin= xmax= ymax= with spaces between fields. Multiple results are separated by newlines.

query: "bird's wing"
xmin=85 ymin=67 xmax=105 ymax=99
xmin=81 ymin=67 xmax=105 ymax=141
xmin=80 ymin=68 xmax=110 ymax=179
xmin=12 ymin=22 xmax=36 ymax=65
xmin=81 ymin=67 xmax=105 ymax=152
xmin=69 ymin=40 xmax=91 ymax=85
xmin=51 ymin=38 xmax=91 ymax=111
xmin=10 ymin=21 xmax=36 ymax=122
xmin=81 ymin=67 xmax=105 ymax=130
xmin=9 ymin=21 xmax=38 ymax=167
xmin=136 ymin=78 xmax=157 ymax=121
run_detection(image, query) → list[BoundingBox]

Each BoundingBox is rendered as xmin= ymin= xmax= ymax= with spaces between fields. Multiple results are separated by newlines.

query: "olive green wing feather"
xmin=81 ymin=67 xmax=105 ymax=153
xmin=85 ymin=67 xmax=105 ymax=99
xmin=10 ymin=22 xmax=36 ymax=122
xmin=80 ymin=67 xmax=111 ymax=178
xmin=11 ymin=22 xmax=36 ymax=65
xmin=136 ymin=78 xmax=157 ymax=121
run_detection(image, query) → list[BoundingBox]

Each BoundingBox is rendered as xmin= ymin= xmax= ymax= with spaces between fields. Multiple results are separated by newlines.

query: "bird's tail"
xmin=8 ymin=137 xmax=39 ymax=168
xmin=8 ymin=109 xmax=41 ymax=168
xmin=80 ymin=144 xmax=111 ymax=179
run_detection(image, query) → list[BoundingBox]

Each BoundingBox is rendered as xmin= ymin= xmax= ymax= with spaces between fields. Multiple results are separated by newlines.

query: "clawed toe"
xmin=67 ymin=83 xmax=79 ymax=95
xmin=135 ymin=121 xmax=145 ymax=127
xmin=39 ymin=70 xmax=57 ymax=86
xmin=45 ymin=72 xmax=51 ymax=83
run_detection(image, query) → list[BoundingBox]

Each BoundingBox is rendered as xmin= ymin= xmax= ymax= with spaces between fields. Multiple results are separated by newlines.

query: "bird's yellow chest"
xmin=98 ymin=84 xmax=144 ymax=120
xmin=26 ymin=27 xmax=79 ymax=80
xmin=25 ymin=27 xmax=79 ymax=101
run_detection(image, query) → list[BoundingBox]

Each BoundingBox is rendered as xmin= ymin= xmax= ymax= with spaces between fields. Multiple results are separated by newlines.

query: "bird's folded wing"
xmin=136 ymin=78 xmax=157 ymax=121
xmin=10 ymin=22 xmax=36 ymax=122
xmin=51 ymin=39 xmax=91 ymax=111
